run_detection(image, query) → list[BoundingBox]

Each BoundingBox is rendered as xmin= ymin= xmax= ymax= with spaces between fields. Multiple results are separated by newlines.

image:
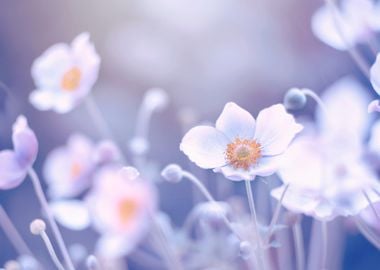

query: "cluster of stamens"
xmin=61 ymin=67 xmax=81 ymax=91
xmin=225 ymin=138 xmax=261 ymax=170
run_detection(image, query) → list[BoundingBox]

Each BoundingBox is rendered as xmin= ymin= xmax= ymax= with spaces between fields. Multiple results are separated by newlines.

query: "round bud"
xmin=161 ymin=164 xmax=183 ymax=183
xmin=283 ymin=88 xmax=307 ymax=110
xmin=239 ymin=241 xmax=253 ymax=259
xmin=129 ymin=137 xmax=149 ymax=155
xmin=4 ymin=261 xmax=20 ymax=270
xmin=144 ymin=88 xmax=169 ymax=111
xmin=119 ymin=166 xmax=140 ymax=180
xmin=30 ymin=219 xmax=46 ymax=235
xmin=86 ymin=255 xmax=99 ymax=269
xmin=18 ymin=255 xmax=39 ymax=270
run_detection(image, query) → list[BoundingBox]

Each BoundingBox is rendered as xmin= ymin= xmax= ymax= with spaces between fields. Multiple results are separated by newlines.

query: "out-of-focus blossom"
xmin=30 ymin=33 xmax=100 ymax=113
xmin=180 ymin=103 xmax=302 ymax=181
xmin=86 ymin=166 xmax=157 ymax=257
xmin=311 ymin=0 xmax=380 ymax=50
xmin=0 ymin=116 xmax=38 ymax=189
xmin=272 ymin=78 xmax=380 ymax=220
xmin=44 ymin=134 xmax=120 ymax=199
xmin=272 ymin=135 xmax=380 ymax=221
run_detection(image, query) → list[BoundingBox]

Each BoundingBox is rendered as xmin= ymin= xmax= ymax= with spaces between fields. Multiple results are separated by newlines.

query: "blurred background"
xmin=0 ymin=0 xmax=379 ymax=269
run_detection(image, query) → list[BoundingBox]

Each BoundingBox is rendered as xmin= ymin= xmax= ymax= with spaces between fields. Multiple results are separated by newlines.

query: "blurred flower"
xmin=30 ymin=32 xmax=100 ymax=113
xmin=180 ymin=102 xmax=302 ymax=181
xmin=43 ymin=134 xmax=120 ymax=199
xmin=86 ymin=166 xmax=157 ymax=257
xmin=311 ymin=0 xmax=380 ymax=50
xmin=0 ymin=116 xmax=38 ymax=189
xmin=272 ymin=78 xmax=380 ymax=220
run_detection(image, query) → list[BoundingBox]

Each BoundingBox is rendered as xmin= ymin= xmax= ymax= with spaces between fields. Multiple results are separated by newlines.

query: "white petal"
xmin=180 ymin=126 xmax=229 ymax=169
xmin=217 ymin=165 xmax=255 ymax=181
xmin=318 ymin=77 xmax=371 ymax=143
xmin=278 ymin=135 xmax=323 ymax=190
xmin=215 ymin=102 xmax=255 ymax=140
xmin=249 ymin=156 xmax=282 ymax=177
xmin=311 ymin=3 xmax=363 ymax=50
xmin=50 ymin=200 xmax=90 ymax=230
xmin=369 ymin=120 xmax=380 ymax=154
xmin=371 ymin=53 xmax=380 ymax=95
xmin=29 ymin=90 xmax=57 ymax=111
xmin=254 ymin=104 xmax=303 ymax=156
xmin=31 ymin=44 xmax=72 ymax=89
xmin=96 ymin=234 xmax=139 ymax=258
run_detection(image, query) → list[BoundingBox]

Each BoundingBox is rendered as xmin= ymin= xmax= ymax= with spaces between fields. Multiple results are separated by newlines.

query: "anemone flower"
xmin=86 ymin=166 xmax=157 ymax=257
xmin=180 ymin=102 xmax=302 ymax=181
xmin=30 ymin=32 xmax=100 ymax=113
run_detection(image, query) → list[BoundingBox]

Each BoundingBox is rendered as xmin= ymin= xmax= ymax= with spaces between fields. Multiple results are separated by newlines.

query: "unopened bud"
xmin=161 ymin=164 xmax=183 ymax=183
xmin=144 ymin=88 xmax=169 ymax=111
xmin=284 ymin=88 xmax=307 ymax=110
xmin=239 ymin=241 xmax=253 ymax=259
xmin=30 ymin=219 xmax=46 ymax=235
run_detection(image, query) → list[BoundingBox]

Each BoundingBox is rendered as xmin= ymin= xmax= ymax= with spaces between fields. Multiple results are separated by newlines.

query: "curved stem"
xmin=265 ymin=183 xmax=290 ymax=244
xmin=0 ymin=205 xmax=33 ymax=257
xmin=301 ymin=89 xmax=329 ymax=118
xmin=28 ymin=168 xmax=74 ymax=270
xmin=182 ymin=170 xmax=242 ymax=239
xmin=363 ymin=190 xmax=380 ymax=221
xmin=85 ymin=95 xmax=128 ymax=164
xmin=40 ymin=231 xmax=65 ymax=270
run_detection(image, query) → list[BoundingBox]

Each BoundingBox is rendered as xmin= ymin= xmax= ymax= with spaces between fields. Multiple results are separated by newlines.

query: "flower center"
xmin=225 ymin=138 xmax=261 ymax=170
xmin=118 ymin=199 xmax=138 ymax=225
xmin=61 ymin=67 xmax=81 ymax=91
xmin=70 ymin=162 xmax=82 ymax=179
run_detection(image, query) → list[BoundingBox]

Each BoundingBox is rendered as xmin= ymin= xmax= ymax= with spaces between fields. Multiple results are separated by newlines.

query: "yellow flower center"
xmin=225 ymin=138 xmax=261 ymax=170
xmin=118 ymin=199 xmax=138 ymax=225
xmin=61 ymin=67 xmax=81 ymax=91
xmin=70 ymin=162 xmax=82 ymax=179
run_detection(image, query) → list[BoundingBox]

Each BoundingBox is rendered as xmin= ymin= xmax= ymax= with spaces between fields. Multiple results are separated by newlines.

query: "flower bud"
xmin=129 ymin=137 xmax=149 ymax=155
xmin=119 ymin=166 xmax=140 ymax=180
xmin=284 ymin=88 xmax=307 ymax=110
xmin=368 ymin=99 xmax=380 ymax=113
xmin=30 ymin=219 xmax=46 ymax=235
xmin=161 ymin=164 xmax=183 ymax=183
xmin=86 ymin=255 xmax=99 ymax=270
xmin=239 ymin=241 xmax=253 ymax=259
xmin=143 ymin=88 xmax=169 ymax=112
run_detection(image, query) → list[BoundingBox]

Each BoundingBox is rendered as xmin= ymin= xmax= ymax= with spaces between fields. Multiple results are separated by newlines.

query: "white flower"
xmin=311 ymin=0 xmax=380 ymax=50
xmin=180 ymin=103 xmax=303 ymax=181
xmin=44 ymin=134 xmax=119 ymax=199
xmin=86 ymin=166 xmax=157 ymax=257
xmin=30 ymin=32 xmax=100 ymax=113
xmin=272 ymin=78 xmax=380 ymax=221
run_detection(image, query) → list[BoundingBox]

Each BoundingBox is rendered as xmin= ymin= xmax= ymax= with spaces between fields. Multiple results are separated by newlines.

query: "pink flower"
xmin=86 ymin=166 xmax=157 ymax=257
xmin=180 ymin=103 xmax=303 ymax=181
xmin=0 ymin=116 xmax=38 ymax=189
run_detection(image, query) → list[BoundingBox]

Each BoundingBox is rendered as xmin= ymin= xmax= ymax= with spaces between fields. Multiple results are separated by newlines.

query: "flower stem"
xmin=321 ymin=221 xmax=328 ymax=270
xmin=292 ymin=219 xmax=305 ymax=270
xmin=265 ymin=183 xmax=290 ymax=244
xmin=28 ymin=168 xmax=75 ymax=270
xmin=355 ymin=217 xmax=380 ymax=249
xmin=363 ymin=190 xmax=380 ymax=221
xmin=182 ymin=170 xmax=242 ymax=239
xmin=244 ymin=180 xmax=266 ymax=270
xmin=40 ymin=231 xmax=66 ymax=270
xmin=0 ymin=205 xmax=33 ymax=256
